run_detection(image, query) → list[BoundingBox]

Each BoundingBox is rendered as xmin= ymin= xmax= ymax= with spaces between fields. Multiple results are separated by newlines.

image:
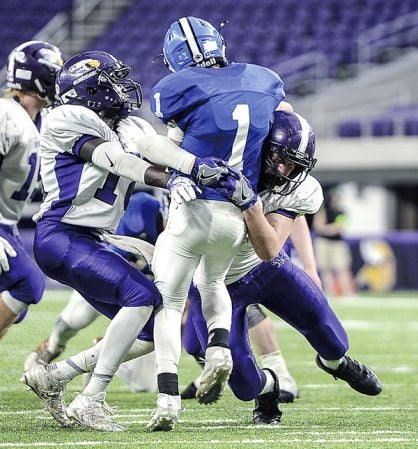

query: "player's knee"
xmin=229 ymin=380 xmax=260 ymax=401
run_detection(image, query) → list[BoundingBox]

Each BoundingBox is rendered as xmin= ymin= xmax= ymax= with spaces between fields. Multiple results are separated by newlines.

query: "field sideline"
xmin=1 ymin=290 xmax=417 ymax=449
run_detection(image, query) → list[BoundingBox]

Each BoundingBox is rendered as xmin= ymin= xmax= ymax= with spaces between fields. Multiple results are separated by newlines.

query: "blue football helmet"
xmin=163 ymin=16 xmax=227 ymax=72
xmin=56 ymin=51 xmax=142 ymax=121
xmin=260 ymin=110 xmax=317 ymax=195
xmin=7 ymin=40 xmax=64 ymax=105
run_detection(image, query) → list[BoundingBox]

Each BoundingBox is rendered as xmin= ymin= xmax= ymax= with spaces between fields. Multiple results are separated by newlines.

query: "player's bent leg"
xmin=251 ymin=261 xmax=382 ymax=395
xmin=33 ymin=221 xmax=160 ymax=430
xmin=259 ymin=259 xmax=349 ymax=359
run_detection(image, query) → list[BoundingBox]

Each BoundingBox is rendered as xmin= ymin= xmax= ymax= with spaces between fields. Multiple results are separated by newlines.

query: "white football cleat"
xmin=21 ymin=364 xmax=70 ymax=427
xmin=196 ymin=346 xmax=233 ymax=405
xmin=146 ymin=393 xmax=182 ymax=432
xmin=66 ymin=392 xmax=126 ymax=432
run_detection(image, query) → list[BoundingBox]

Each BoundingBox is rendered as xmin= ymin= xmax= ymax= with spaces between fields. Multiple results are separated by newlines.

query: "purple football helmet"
xmin=56 ymin=51 xmax=142 ymax=121
xmin=7 ymin=40 xmax=63 ymax=105
xmin=260 ymin=110 xmax=317 ymax=195
xmin=163 ymin=16 xmax=227 ymax=72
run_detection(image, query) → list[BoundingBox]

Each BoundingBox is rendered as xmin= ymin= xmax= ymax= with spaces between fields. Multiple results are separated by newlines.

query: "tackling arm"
xmin=243 ymin=204 xmax=294 ymax=261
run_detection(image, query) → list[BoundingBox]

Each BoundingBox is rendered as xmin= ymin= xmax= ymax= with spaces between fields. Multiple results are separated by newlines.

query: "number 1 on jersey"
xmin=229 ymin=104 xmax=249 ymax=170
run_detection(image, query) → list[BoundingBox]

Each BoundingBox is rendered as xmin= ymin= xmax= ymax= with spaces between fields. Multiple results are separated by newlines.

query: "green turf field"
xmin=1 ymin=290 xmax=417 ymax=448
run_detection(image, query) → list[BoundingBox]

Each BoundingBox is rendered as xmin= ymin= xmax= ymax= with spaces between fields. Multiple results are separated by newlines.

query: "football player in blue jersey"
xmin=21 ymin=50 xmax=228 ymax=432
xmin=0 ymin=41 xmax=63 ymax=341
xmin=141 ymin=16 xmax=288 ymax=432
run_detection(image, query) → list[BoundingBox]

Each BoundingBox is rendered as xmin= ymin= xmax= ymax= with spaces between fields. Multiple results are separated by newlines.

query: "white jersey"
xmin=0 ymin=98 xmax=41 ymax=225
xmin=226 ymin=174 xmax=324 ymax=284
xmin=34 ymin=105 xmax=156 ymax=232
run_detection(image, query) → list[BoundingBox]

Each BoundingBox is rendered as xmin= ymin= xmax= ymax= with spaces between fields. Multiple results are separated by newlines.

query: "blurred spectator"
xmin=312 ymin=188 xmax=356 ymax=296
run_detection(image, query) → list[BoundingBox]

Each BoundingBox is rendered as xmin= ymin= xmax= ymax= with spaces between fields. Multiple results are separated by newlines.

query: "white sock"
xmin=260 ymin=369 xmax=275 ymax=394
xmin=47 ymin=340 xmax=104 ymax=382
xmin=319 ymin=356 xmax=344 ymax=370
xmin=154 ymin=306 xmax=182 ymax=374
xmin=83 ymin=305 xmax=153 ymax=396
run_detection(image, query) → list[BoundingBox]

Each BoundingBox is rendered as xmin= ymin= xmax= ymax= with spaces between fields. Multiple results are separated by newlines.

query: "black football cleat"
xmin=316 ymin=355 xmax=382 ymax=396
xmin=180 ymin=382 xmax=198 ymax=400
xmin=253 ymin=368 xmax=282 ymax=424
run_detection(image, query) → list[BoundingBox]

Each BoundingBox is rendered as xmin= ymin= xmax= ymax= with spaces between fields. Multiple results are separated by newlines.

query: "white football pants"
xmin=152 ymin=199 xmax=247 ymax=375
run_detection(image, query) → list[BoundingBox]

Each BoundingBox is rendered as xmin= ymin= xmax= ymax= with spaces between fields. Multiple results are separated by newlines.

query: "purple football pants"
xmin=0 ymin=224 xmax=45 ymax=308
xmin=34 ymin=220 xmax=158 ymax=340
xmin=186 ymin=251 xmax=349 ymax=401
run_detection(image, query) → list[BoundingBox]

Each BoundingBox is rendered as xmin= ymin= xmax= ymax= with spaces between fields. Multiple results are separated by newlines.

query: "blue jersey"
xmin=110 ymin=191 xmax=162 ymax=260
xmin=150 ymin=63 xmax=285 ymax=200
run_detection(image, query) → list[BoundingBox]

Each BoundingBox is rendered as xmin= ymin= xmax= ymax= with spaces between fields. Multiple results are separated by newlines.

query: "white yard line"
xmin=0 ymin=437 xmax=418 ymax=447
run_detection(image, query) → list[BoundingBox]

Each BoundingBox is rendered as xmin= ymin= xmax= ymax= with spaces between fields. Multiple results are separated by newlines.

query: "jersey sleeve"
xmin=150 ymin=73 xmax=197 ymax=125
xmin=0 ymin=103 xmax=21 ymax=157
xmin=263 ymin=175 xmax=324 ymax=216
xmin=41 ymin=105 xmax=114 ymax=157
xmin=263 ymin=66 xmax=286 ymax=100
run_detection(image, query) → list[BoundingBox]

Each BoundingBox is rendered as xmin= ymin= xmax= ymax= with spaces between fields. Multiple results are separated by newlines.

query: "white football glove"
xmin=167 ymin=173 xmax=202 ymax=209
xmin=0 ymin=236 xmax=17 ymax=274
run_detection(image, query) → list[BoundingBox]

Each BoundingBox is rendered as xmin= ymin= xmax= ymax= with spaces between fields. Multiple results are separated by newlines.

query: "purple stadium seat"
xmin=371 ymin=118 xmax=394 ymax=136
xmin=338 ymin=120 xmax=362 ymax=137
xmin=404 ymin=118 xmax=418 ymax=136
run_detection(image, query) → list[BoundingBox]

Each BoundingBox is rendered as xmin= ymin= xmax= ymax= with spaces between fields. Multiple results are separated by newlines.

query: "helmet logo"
xmin=87 ymin=59 xmax=101 ymax=69
xmin=39 ymin=48 xmax=63 ymax=66
xmin=68 ymin=59 xmax=100 ymax=75
xmin=196 ymin=57 xmax=216 ymax=68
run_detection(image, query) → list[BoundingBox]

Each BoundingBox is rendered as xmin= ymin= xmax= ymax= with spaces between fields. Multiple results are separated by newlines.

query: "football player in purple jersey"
xmin=0 ymin=41 xmax=63 ymax=341
xmin=145 ymin=16 xmax=288 ymax=431
xmin=21 ymin=50 xmax=228 ymax=432
xmin=184 ymin=110 xmax=381 ymax=424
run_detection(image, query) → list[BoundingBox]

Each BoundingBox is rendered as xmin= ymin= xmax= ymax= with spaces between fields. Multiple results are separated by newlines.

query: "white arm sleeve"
xmin=133 ymin=134 xmax=196 ymax=174
xmin=91 ymin=142 xmax=152 ymax=185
